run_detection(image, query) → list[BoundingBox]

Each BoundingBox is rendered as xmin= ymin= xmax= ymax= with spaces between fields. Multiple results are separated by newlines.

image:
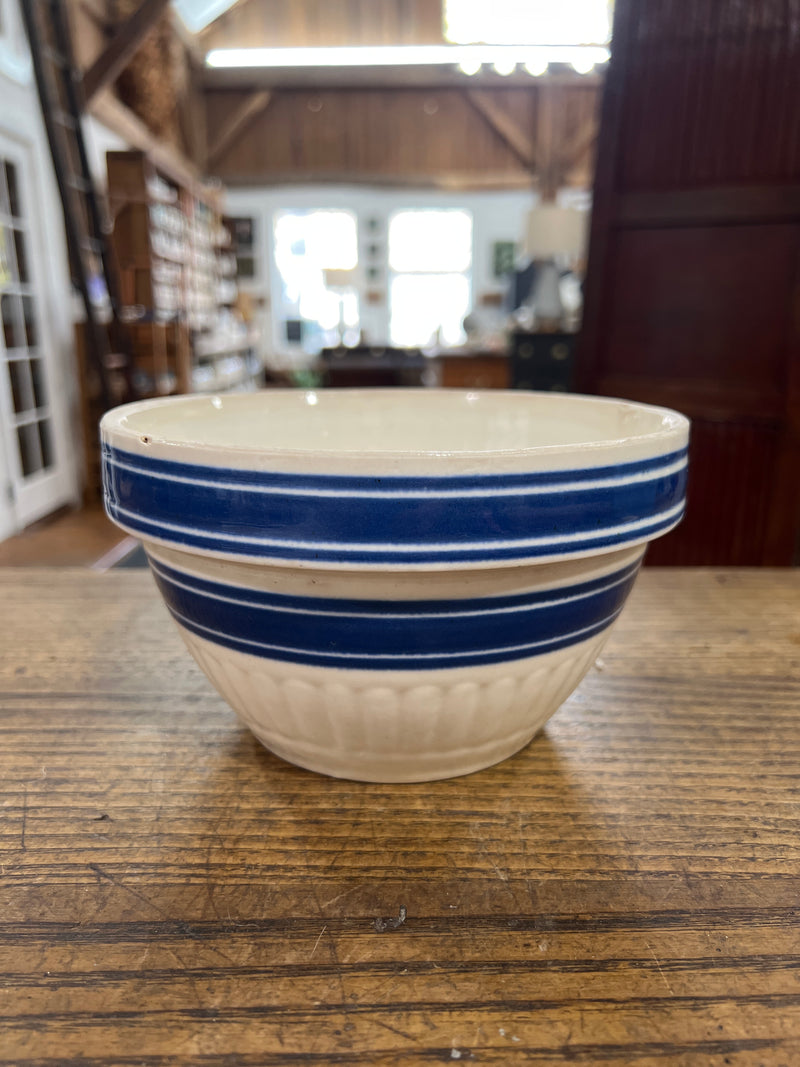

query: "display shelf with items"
xmin=225 ymin=215 xmax=256 ymax=284
xmin=191 ymin=319 xmax=261 ymax=394
xmin=107 ymin=152 xmax=186 ymax=327
xmin=105 ymin=151 xmax=262 ymax=399
xmin=184 ymin=195 xmax=219 ymax=332
xmin=215 ymin=215 xmax=238 ymax=308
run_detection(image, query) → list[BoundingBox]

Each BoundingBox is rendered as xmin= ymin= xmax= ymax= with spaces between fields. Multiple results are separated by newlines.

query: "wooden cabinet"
xmin=439 ymin=353 xmax=510 ymax=390
xmin=577 ymin=0 xmax=800 ymax=565
xmin=510 ymin=332 xmax=577 ymax=392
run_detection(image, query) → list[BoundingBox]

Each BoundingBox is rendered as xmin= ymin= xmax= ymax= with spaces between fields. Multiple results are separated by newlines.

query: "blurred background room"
xmin=0 ymin=0 xmax=798 ymax=567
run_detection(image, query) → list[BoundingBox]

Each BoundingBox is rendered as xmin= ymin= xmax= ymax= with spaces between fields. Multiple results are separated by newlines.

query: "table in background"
xmin=320 ymin=346 xmax=434 ymax=388
xmin=1 ymin=569 xmax=799 ymax=1064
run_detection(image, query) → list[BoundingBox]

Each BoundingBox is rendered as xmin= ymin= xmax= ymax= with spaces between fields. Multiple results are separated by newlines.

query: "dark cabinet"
xmin=511 ymin=332 xmax=577 ymax=393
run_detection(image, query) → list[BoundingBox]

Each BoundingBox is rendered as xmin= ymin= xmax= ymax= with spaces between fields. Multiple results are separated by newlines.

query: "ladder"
xmin=19 ymin=0 xmax=133 ymax=413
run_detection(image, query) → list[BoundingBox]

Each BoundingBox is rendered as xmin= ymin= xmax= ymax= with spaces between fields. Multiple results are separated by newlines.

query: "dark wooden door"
xmin=577 ymin=0 xmax=800 ymax=564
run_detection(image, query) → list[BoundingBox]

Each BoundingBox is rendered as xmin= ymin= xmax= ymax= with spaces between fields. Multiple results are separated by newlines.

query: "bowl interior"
xmin=105 ymin=389 xmax=686 ymax=460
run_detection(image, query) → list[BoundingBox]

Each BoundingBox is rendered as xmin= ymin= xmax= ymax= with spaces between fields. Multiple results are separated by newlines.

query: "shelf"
xmin=192 ymin=351 xmax=263 ymax=394
xmin=107 ymin=149 xmax=247 ymax=399
xmin=193 ymin=330 xmax=259 ymax=360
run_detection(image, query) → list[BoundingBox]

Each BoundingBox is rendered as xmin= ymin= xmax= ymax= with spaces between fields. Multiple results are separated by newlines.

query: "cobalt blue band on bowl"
xmin=102 ymin=443 xmax=688 ymax=566
xmin=149 ymin=556 xmax=642 ymax=670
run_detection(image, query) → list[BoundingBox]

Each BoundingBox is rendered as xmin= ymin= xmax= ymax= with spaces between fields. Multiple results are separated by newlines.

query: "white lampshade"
xmin=524 ymin=205 xmax=587 ymax=260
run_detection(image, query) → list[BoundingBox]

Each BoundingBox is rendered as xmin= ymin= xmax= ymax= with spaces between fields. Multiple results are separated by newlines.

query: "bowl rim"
xmin=100 ymin=388 xmax=689 ymax=472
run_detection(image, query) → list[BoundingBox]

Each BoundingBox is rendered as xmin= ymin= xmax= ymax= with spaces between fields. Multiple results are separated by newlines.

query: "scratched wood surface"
xmin=1 ymin=568 xmax=799 ymax=1066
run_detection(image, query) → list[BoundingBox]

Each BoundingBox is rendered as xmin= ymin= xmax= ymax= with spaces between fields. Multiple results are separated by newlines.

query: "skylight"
xmin=172 ymin=0 xmax=238 ymax=34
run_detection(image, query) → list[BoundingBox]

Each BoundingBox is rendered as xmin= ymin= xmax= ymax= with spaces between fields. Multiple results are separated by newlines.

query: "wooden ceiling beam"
xmin=82 ymin=0 xmax=172 ymax=103
xmin=559 ymin=117 xmax=598 ymax=172
xmin=203 ymin=68 xmax=603 ymax=90
xmin=535 ymin=83 xmax=559 ymax=200
xmin=464 ymin=90 xmax=536 ymax=171
xmin=218 ymin=170 xmax=538 ymax=190
xmin=206 ymin=90 xmax=273 ymax=169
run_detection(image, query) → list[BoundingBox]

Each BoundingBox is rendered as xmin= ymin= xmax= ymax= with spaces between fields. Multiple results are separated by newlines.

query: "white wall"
xmin=225 ymin=184 xmax=538 ymax=366
xmin=82 ymin=116 xmax=130 ymax=189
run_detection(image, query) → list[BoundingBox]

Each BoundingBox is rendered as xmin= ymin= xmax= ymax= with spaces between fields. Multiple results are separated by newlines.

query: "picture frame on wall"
xmin=492 ymin=240 xmax=517 ymax=279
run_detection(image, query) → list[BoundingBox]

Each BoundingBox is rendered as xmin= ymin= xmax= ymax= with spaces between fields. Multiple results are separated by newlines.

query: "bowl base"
xmin=252 ymin=724 xmax=543 ymax=783
xmin=179 ymin=623 xmax=609 ymax=782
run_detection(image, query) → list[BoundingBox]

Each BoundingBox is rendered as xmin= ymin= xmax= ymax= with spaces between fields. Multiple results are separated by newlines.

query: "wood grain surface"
xmin=1 ymin=568 xmax=799 ymax=1065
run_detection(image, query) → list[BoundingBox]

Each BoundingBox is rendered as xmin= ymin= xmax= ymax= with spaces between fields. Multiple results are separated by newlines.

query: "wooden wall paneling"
xmin=201 ymin=0 xmax=445 ymax=50
xmin=598 ymin=226 xmax=796 ymax=388
xmin=558 ymin=86 xmax=600 ymax=187
xmin=577 ymin=0 xmax=800 ymax=566
xmin=203 ymin=85 xmax=600 ymax=189
xmin=618 ymin=2 xmax=800 ymax=190
xmin=645 ymin=420 xmax=781 ymax=566
xmin=464 ymin=91 xmax=535 ymax=171
xmin=204 ymin=87 xmax=542 ymax=185
xmin=206 ymin=90 xmax=273 ymax=169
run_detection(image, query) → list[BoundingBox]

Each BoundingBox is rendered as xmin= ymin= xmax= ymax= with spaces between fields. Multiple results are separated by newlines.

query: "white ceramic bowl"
xmin=101 ymin=389 xmax=689 ymax=782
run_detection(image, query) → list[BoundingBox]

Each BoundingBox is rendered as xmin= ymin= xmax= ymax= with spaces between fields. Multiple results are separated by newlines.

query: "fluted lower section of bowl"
xmin=180 ymin=624 xmax=610 ymax=781
xmin=144 ymin=542 xmax=643 ymax=781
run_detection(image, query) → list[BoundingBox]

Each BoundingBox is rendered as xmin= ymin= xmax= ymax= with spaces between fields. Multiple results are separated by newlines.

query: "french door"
xmin=0 ymin=129 xmax=75 ymax=534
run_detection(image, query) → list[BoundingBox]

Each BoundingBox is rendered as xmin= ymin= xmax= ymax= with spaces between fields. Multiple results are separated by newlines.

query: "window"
xmin=273 ymin=210 xmax=359 ymax=354
xmin=0 ymin=0 xmax=31 ymax=82
xmin=388 ymin=210 xmax=472 ymax=348
xmin=0 ymin=156 xmax=54 ymax=479
xmin=444 ymin=0 xmax=611 ymax=46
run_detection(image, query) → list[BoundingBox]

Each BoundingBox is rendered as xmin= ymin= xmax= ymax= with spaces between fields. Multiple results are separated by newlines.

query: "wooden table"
xmin=2 ymin=568 xmax=799 ymax=1065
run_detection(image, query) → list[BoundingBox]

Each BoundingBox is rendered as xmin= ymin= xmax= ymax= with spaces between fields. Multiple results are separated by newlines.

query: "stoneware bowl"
xmin=101 ymin=389 xmax=689 ymax=782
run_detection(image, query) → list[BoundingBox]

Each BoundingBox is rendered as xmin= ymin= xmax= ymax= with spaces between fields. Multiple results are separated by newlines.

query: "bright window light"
xmin=444 ymin=0 xmax=611 ymax=45
xmin=390 ymin=274 xmax=471 ymax=348
xmin=273 ymin=211 xmax=359 ymax=351
xmin=173 ymin=0 xmax=238 ymax=33
xmin=389 ymin=210 xmax=472 ymax=273
xmin=388 ymin=210 xmax=472 ymax=348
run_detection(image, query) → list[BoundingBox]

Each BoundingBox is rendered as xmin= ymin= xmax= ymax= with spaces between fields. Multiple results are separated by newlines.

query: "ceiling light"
xmin=571 ymin=55 xmax=596 ymax=74
xmin=206 ymin=46 xmax=467 ymax=68
xmin=524 ymin=53 xmax=549 ymax=76
xmin=493 ymin=56 xmax=517 ymax=76
xmin=458 ymin=56 xmax=482 ymax=75
xmin=205 ymin=44 xmax=609 ymax=71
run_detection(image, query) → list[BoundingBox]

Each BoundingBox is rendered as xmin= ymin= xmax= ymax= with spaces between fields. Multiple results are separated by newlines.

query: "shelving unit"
xmin=105 ymin=151 xmax=263 ymax=400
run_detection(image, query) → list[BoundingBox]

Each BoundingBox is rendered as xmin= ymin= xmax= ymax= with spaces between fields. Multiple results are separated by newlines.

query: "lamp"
xmin=524 ymin=205 xmax=587 ymax=329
